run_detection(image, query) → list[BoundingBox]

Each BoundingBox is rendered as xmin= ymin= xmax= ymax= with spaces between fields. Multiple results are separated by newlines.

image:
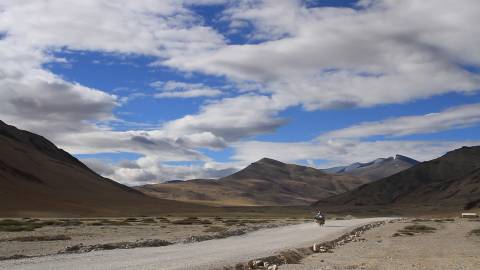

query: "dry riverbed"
xmin=0 ymin=216 xmax=306 ymax=259
xmin=280 ymin=217 xmax=480 ymax=270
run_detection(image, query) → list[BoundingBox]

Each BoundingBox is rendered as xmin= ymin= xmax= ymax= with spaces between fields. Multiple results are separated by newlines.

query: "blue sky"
xmin=1 ymin=0 xmax=479 ymax=185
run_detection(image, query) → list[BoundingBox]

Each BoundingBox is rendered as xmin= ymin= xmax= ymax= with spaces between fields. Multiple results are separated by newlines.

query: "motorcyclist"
xmin=314 ymin=209 xmax=326 ymax=226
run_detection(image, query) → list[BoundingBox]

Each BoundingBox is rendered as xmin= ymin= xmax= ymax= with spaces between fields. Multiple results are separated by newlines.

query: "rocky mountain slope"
xmin=315 ymin=146 xmax=480 ymax=210
xmin=0 ymin=120 xmax=205 ymax=217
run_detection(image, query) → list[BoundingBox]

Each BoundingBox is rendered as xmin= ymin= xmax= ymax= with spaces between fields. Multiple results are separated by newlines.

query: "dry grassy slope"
xmin=315 ymin=146 xmax=480 ymax=209
xmin=138 ymin=158 xmax=370 ymax=206
xmin=0 ymin=120 xmax=207 ymax=217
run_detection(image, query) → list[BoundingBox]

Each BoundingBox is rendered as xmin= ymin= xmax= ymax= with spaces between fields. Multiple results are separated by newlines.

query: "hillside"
xmin=137 ymin=158 xmax=370 ymax=206
xmin=0 ymin=120 xmax=206 ymax=217
xmin=322 ymin=155 xmax=419 ymax=181
xmin=315 ymin=146 xmax=480 ymax=210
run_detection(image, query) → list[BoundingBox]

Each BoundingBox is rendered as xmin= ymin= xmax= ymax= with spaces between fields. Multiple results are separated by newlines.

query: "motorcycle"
xmin=314 ymin=214 xmax=325 ymax=226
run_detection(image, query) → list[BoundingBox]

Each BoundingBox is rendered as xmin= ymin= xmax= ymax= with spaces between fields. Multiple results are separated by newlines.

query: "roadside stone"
xmin=267 ymin=264 xmax=278 ymax=270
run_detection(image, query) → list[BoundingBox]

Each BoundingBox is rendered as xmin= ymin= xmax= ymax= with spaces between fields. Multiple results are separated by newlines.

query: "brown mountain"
xmin=137 ymin=158 xmax=370 ymax=206
xmin=0 ymin=120 xmax=206 ymax=217
xmin=322 ymin=155 xmax=419 ymax=181
xmin=314 ymin=146 xmax=480 ymax=210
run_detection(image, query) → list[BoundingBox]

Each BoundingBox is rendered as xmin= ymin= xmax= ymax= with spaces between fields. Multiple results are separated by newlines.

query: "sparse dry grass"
xmin=5 ymin=235 xmax=71 ymax=242
xmin=393 ymin=224 xmax=437 ymax=237
xmin=156 ymin=217 xmax=170 ymax=223
xmin=87 ymin=219 xmax=131 ymax=226
xmin=222 ymin=219 xmax=270 ymax=226
xmin=0 ymin=219 xmax=44 ymax=232
xmin=171 ymin=217 xmax=212 ymax=225
xmin=0 ymin=218 xmax=84 ymax=232
xmin=411 ymin=218 xmax=454 ymax=223
xmin=140 ymin=218 xmax=156 ymax=224
xmin=469 ymin=228 xmax=480 ymax=236
xmin=204 ymin=226 xmax=227 ymax=233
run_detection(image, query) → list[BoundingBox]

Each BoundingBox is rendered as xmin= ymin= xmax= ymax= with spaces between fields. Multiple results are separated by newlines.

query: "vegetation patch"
xmin=172 ymin=217 xmax=212 ymax=225
xmin=0 ymin=254 xmax=30 ymax=261
xmin=222 ymin=219 xmax=271 ymax=226
xmin=411 ymin=218 xmax=454 ymax=223
xmin=393 ymin=224 xmax=437 ymax=237
xmin=204 ymin=226 xmax=227 ymax=233
xmin=5 ymin=235 xmax=71 ymax=242
xmin=62 ymin=239 xmax=173 ymax=253
xmin=0 ymin=219 xmax=44 ymax=232
xmin=468 ymin=228 xmax=480 ymax=236
xmin=156 ymin=217 xmax=170 ymax=223
xmin=0 ymin=218 xmax=84 ymax=232
xmin=87 ymin=219 xmax=131 ymax=226
xmin=58 ymin=219 xmax=83 ymax=226
xmin=140 ymin=218 xmax=156 ymax=224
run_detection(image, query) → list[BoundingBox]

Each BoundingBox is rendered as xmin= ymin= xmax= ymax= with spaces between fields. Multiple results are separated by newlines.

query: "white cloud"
xmin=164 ymin=0 xmax=480 ymax=110
xmin=321 ymin=103 xmax=480 ymax=139
xmin=152 ymin=81 xmax=222 ymax=98
xmin=0 ymin=0 xmax=225 ymax=57
xmin=161 ymin=94 xmax=287 ymax=142
xmin=83 ymin=157 xmax=239 ymax=185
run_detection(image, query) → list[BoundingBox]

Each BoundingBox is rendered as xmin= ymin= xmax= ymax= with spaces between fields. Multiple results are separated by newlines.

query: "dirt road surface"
xmin=0 ymin=218 xmax=390 ymax=270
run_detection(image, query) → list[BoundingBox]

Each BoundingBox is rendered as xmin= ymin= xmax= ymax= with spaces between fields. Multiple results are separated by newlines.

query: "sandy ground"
xmin=0 ymin=218 xmax=390 ymax=270
xmin=281 ymin=218 xmax=480 ymax=270
xmin=0 ymin=217 xmax=304 ymax=258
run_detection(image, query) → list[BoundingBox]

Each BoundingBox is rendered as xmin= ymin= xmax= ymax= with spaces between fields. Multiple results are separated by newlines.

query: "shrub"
xmin=0 ymin=219 xmax=44 ymax=232
xmin=8 ymin=235 xmax=71 ymax=242
xmin=141 ymin=218 xmax=156 ymax=224
xmin=394 ymin=224 xmax=437 ymax=237
xmin=172 ymin=217 xmax=212 ymax=225
xmin=469 ymin=228 xmax=480 ymax=236
xmin=204 ymin=226 xmax=227 ymax=233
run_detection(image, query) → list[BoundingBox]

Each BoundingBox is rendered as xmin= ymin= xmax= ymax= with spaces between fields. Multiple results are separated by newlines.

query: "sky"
xmin=1 ymin=0 xmax=479 ymax=185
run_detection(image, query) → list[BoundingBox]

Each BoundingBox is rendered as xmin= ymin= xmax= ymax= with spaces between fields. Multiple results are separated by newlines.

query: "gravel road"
xmin=0 ymin=218 xmax=390 ymax=270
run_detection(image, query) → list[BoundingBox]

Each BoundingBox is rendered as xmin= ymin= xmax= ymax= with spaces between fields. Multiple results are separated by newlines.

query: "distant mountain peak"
xmin=322 ymin=154 xmax=419 ymax=181
xmin=394 ymin=154 xmax=420 ymax=165
xmin=255 ymin=157 xmax=286 ymax=166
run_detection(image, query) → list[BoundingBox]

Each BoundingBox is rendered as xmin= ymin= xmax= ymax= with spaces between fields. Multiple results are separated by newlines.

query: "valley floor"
xmin=281 ymin=217 xmax=480 ymax=270
xmin=0 ymin=218 xmax=389 ymax=270
xmin=0 ymin=216 xmax=304 ymax=259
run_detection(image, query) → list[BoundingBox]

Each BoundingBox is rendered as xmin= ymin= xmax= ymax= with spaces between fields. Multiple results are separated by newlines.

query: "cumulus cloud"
xmin=0 ymin=0 xmax=225 ymax=57
xmin=161 ymin=94 xmax=287 ymax=142
xmin=321 ymin=103 xmax=480 ymax=139
xmin=84 ymin=156 xmax=240 ymax=185
xmin=164 ymin=0 xmax=480 ymax=109
xmin=152 ymin=81 xmax=223 ymax=98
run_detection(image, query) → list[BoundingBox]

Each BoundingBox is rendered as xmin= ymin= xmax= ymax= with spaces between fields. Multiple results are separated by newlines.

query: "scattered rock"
xmin=312 ymin=243 xmax=330 ymax=253
xmin=267 ymin=264 xmax=278 ymax=270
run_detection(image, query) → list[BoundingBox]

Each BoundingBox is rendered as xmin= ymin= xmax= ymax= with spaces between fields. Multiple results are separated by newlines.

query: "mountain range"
xmin=137 ymin=158 xmax=370 ymax=206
